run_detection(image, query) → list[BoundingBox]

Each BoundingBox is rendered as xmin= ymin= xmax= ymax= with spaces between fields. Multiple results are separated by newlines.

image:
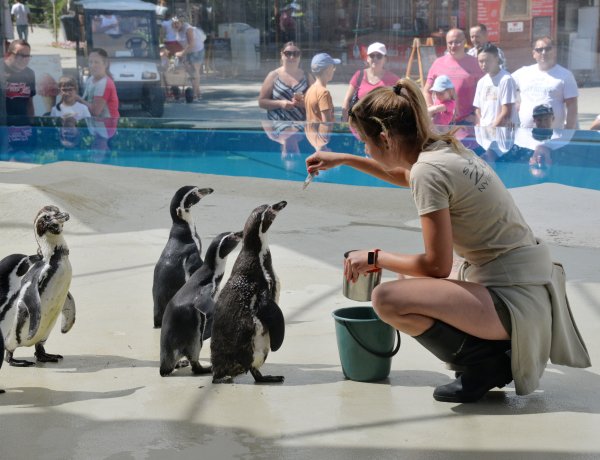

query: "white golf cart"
xmin=66 ymin=0 xmax=165 ymax=117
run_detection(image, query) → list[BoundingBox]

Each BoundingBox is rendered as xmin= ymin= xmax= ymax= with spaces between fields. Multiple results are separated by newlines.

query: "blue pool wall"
xmin=1 ymin=124 xmax=599 ymax=191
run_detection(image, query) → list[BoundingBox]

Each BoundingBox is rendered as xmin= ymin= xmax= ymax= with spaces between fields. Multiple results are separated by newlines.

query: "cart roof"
xmin=74 ymin=0 xmax=156 ymax=12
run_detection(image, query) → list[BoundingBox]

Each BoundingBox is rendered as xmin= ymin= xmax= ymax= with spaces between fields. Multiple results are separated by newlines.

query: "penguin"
xmin=0 ymin=253 xmax=37 ymax=326
xmin=1 ymin=206 xmax=75 ymax=366
xmin=210 ymin=201 xmax=287 ymax=384
xmin=160 ymin=230 xmax=243 ymax=376
xmin=153 ymin=186 xmax=214 ymax=328
xmin=0 ymin=329 xmax=4 ymax=393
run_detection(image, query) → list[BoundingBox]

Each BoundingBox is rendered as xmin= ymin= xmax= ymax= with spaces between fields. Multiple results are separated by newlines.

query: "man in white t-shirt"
xmin=512 ymin=37 xmax=579 ymax=129
xmin=11 ymin=0 xmax=33 ymax=41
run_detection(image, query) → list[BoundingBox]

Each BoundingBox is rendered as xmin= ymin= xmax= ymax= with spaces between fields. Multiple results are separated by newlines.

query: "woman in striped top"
xmin=258 ymin=42 xmax=313 ymax=121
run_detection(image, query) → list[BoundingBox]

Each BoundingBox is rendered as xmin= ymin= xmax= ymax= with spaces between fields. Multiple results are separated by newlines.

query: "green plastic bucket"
xmin=332 ymin=306 xmax=401 ymax=382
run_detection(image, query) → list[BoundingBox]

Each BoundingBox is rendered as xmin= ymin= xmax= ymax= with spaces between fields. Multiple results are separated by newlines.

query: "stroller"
xmin=161 ymin=47 xmax=195 ymax=103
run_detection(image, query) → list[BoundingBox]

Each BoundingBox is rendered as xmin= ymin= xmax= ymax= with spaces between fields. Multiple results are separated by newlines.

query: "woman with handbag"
xmin=340 ymin=42 xmax=399 ymax=122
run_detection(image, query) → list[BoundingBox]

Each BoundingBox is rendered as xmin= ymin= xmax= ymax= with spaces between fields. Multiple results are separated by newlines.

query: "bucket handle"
xmin=342 ymin=321 xmax=401 ymax=358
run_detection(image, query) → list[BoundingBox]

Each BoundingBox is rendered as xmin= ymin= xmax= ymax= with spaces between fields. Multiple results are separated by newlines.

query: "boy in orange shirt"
xmin=305 ymin=53 xmax=340 ymax=122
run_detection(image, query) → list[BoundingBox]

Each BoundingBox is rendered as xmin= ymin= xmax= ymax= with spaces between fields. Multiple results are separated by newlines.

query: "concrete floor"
xmin=0 ymin=161 xmax=599 ymax=459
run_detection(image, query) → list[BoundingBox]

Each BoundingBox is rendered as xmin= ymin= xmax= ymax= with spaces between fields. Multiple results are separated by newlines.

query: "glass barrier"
xmin=2 ymin=120 xmax=599 ymax=192
xmin=1 ymin=1 xmax=600 ymax=129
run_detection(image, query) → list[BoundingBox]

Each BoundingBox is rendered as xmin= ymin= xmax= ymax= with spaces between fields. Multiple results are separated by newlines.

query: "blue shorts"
xmin=186 ymin=49 xmax=205 ymax=65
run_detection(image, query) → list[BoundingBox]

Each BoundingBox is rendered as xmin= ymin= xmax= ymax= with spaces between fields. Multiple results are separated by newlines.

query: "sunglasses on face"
xmin=368 ymin=53 xmax=384 ymax=60
xmin=283 ymin=50 xmax=301 ymax=58
xmin=534 ymin=46 xmax=553 ymax=53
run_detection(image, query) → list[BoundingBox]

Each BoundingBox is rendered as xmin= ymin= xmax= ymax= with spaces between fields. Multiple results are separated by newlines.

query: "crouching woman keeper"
xmin=306 ymin=79 xmax=590 ymax=403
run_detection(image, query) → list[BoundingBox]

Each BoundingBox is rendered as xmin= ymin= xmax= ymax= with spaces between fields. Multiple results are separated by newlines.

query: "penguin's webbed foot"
xmin=175 ymin=359 xmax=190 ymax=368
xmin=0 ymin=388 xmax=5 ymax=394
xmin=34 ymin=344 xmax=63 ymax=363
xmin=191 ymin=362 xmax=212 ymax=375
xmin=5 ymin=351 xmax=35 ymax=367
xmin=250 ymin=368 xmax=284 ymax=383
xmin=212 ymin=375 xmax=234 ymax=384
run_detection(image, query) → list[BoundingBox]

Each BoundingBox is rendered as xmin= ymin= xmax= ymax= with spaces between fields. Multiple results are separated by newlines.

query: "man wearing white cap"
xmin=423 ymin=29 xmax=484 ymax=125
xmin=305 ymin=53 xmax=340 ymax=123
xmin=341 ymin=42 xmax=399 ymax=121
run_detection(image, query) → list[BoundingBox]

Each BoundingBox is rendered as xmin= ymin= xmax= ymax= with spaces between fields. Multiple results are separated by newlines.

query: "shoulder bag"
xmin=348 ymin=70 xmax=364 ymax=111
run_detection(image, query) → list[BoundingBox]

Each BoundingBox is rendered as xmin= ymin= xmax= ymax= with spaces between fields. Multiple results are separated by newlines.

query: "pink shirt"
xmin=350 ymin=70 xmax=400 ymax=100
xmin=432 ymin=99 xmax=455 ymax=125
xmin=426 ymin=54 xmax=483 ymax=122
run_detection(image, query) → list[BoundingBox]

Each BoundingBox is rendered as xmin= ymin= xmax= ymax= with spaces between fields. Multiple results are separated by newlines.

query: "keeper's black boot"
xmin=414 ymin=320 xmax=512 ymax=403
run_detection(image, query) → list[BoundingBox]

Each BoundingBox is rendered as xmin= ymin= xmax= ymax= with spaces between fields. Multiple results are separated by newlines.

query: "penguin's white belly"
xmin=251 ymin=318 xmax=270 ymax=368
xmin=23 ymin=264 xmax=72 ymax=346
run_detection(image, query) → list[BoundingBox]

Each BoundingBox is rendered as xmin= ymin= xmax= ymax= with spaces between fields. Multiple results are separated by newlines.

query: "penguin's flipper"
xmin=61 ymin=292 xmax=76 ymax=334
xmin=184 ymin=252 xmax=203 ymax=279
xmin=191 ymin=301 xmax=213 ymax=342
xmin=16 ymin=280 xmax=41 ymax=341
xmin=0 ymin=328 xmax=4 ymax=371
xmin=256 ymin=298 xmax=285 ymax=352
xmin=193 ymin=293 xmax=215 ymax=340
xmin=0 ymin=329 xmax=5 ymax=392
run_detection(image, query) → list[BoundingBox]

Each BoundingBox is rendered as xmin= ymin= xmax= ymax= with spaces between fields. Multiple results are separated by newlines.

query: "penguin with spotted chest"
xmin=0 ymin=206 xmax=75 ymax=366
xmin=211 ymin=201 xmax=287 ymax=384
xmin=153 ymin=186 xmax=214 ymax=328
xmin=160 ymin=230 xmax=243 ymax=376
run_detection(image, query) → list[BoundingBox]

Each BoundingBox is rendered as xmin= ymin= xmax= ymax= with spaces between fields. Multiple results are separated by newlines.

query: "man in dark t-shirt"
xmin=4 ymin=39 xmax=36 ymax=119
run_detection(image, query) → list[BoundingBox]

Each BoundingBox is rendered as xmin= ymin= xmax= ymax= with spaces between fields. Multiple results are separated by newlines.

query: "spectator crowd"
xmin=257 ymin=25 xmax=582 ymax=133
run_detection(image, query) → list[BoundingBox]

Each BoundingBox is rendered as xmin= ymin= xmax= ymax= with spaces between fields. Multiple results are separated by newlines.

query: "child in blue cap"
xmin=305 ymin=53 xmax=341 ymax=123
xmin=428 ymin=75 xmax=456 ymax=125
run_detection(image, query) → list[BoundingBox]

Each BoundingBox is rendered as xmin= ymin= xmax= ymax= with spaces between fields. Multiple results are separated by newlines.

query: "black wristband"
xmin=368 ymin=249 xmax=380 ymax=268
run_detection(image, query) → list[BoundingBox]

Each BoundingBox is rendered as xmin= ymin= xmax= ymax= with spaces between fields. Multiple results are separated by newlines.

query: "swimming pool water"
xmin=2 ymin=124 xmax=600 ymax=191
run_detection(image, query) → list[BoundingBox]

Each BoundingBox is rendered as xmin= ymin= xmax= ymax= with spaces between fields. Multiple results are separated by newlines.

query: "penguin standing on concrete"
xmin=160 ymin=230 xmax=243 ymax=376
xmin=211 ymin=201 xmax=287 ymax=384
xmin=0 ymin=329 xmax=4 ymax=393
xmin=153 ymin=186 xmax=214 ymax=328
xmin=1 ymin=206 xmax=75 ymax=366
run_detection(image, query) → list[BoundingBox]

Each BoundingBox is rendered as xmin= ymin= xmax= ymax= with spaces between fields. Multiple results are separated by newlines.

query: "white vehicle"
xmin=66 ymin=0 xmax=165 ymax=117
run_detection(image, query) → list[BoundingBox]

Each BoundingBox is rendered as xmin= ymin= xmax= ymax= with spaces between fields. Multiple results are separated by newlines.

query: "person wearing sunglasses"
xmin=512 ymin=36 xmax=579 ymax=129
xmin=258 ymin=41 xmax=313 ymax=122
xmin=4 ymin=39 xmax=35 ymax=119
xmin=50 ymin=75 xmax=91 ymax=122
xmin=341 ymin=42 xmax=399 ymax=122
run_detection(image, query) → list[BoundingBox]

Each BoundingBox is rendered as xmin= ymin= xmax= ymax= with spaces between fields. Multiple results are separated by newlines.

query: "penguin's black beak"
xmin=271 ymin=201 xmax=287 ymax=212
xmin=196 ymin=187 xmax=214 ymax=198
xmin=56 ymin=212 xmax=70 ymax=222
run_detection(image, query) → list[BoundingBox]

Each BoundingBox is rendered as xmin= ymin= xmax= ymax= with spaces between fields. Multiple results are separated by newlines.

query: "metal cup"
xmin=342 ymin=250 xmax=382 ymax=301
